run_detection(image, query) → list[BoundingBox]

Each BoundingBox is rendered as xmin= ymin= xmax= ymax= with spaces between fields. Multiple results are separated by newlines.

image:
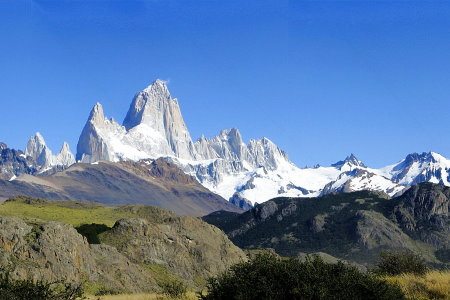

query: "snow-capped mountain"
xmin=25 ymin=132 xmax=75 ymax=170
xmin=378 ymin=152 xmax=450 ymax=186
xmin=77 ymin=80 xmax=197 ymax=163
xmin=321 ymin=168 xmax=404 ymax=197
xmin=72 ymin=79 xmax=450 ymax=208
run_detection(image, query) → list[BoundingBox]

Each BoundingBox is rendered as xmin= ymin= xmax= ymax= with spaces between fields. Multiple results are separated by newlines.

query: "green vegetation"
xmin=0 ymin=196 xmax=124 ymax=226
xmin=200 ymin=254 xmax=405 ymax=300
xmin=373 ymin=251 xmax=428 ymax=276
xmin=76 ymin=223 xmax=111 ymax=244
xmin=0 ymin=271 xmax=83 ymax=300
xmin=384 ymin=271 xmax=450 ymax=300
xmin=0 ymin=196 xmax=174 ymax=227
xmin=160 ymin=279 xmax=187 ymax=298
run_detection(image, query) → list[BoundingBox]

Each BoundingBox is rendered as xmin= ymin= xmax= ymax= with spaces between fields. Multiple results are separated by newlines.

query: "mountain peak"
xmin=34 ymin=132 xmax=46 ymax=145
xmin=88 ymin=102 xmax=106 ymax=124
xmin=332 ymin=153 xmax=366 ymax=170
xmin=219 ymin=128 xmax=243 ymax=143
xmin=402 ymin=151 xmax=447 ymax=165
xmin=55 ymin=142 xmax=75 ymax=167
xmin=25 ymin=132 xmax=53 ymax=168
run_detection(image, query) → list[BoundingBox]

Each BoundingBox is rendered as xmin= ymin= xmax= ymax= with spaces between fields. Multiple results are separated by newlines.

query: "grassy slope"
xmin=0 ymin=198 xmax=122 ymax=226
xmin=385 ymin=271 xmax=450 ymax=300
xmin=0 ymin=197 xmax=173 ymax=227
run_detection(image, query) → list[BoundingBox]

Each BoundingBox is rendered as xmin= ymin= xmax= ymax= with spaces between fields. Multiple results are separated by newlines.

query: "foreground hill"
xmin=0 ymin=158 xmax=241 ymax=216
xmin=0 ymin=197 xmax=246 ymax=295
xmin=203 ymin=183 xmax=450 ymax=267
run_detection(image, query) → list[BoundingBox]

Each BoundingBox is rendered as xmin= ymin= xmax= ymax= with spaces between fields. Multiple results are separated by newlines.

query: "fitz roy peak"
xmin=73 ymin=79 xmax=450 ymax=208
xmin=77 ymin=80 xmax=196 ymax=162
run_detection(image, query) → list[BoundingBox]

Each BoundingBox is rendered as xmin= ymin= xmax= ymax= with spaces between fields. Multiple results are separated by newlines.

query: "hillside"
xmin=203 ymin=183 xmax=450 ymax=267
xmin=0 ymin=158 xmax=241 ymax=216
xmin=0 ymin=197 xmax=246 ymax=295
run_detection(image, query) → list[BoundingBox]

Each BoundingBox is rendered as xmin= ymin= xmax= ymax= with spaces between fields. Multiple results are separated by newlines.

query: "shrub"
xmin=200 ymin=253 xmax=404 ymax=300
xmin=0 ymin=272 xmax=83 ymax=300
xmin=160 ymin=278 xmax=187 ymax=298
xmin=373 ymin=251 xmax=428 ymax=276
xmin=75 ymin=223 xmax=111 ymax=244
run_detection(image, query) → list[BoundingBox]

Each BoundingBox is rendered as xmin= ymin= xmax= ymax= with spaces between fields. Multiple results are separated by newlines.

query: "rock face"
xmin=123 ymin=80 xmax=197 ymax=160
xmin=100 ymin=216 xmax=246 ymax=282
xmin=0 ymin=217 xmax=155 ymax=292
xmin=25 ymin=132 xmax=75 ymax=169
xmin=203 ymin=183 xmax=450 ymax=266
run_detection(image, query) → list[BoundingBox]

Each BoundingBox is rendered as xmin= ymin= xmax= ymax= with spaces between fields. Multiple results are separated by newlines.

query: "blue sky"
xmin=1 ymin=0 xmax=450 ymax=167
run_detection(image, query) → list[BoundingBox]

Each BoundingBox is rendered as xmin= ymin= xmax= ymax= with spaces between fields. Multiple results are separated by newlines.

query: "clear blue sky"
xmin=1 ymin=0 xmax=450 ymax=167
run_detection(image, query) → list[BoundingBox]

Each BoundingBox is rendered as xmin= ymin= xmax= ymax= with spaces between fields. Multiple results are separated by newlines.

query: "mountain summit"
xmin=77 ymin=80 xmax=197 ymax=162
xmin=123 ymin=80 xmax=197 ymax=159
xmin=26 ymin=132 xmax=75 ymax=169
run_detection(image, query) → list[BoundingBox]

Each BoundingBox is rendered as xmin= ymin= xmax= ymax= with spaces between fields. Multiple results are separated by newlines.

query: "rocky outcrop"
xmin=0 ymin=202 xmax=246 ymax=293
xmin=0 ymin=216 xmax=155 ymax=292
xmin=99 ymin=217 xmax=246 ymax=282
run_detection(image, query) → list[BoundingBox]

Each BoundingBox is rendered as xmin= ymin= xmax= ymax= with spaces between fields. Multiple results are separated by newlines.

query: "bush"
xmin=200 ymin=253 xmax=404 ymax=300
xmin=160 ymin=278 xmax=187 ymax=298
xmin=75 ymin=223 xmax=111 ymax=244
xmin=373 ymin=251 xmax=428 ymax=276
xmin=0 ymin=272 xmax=83 ymax=300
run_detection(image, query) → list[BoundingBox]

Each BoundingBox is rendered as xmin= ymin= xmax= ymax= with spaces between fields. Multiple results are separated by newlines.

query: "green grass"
xmin=0 ymin=198 xmax=126 ymax=227
xmin=0 ymin=196 xmax=174 ymax=228
xmin=384 ymin=271 xmax=450 ymax=300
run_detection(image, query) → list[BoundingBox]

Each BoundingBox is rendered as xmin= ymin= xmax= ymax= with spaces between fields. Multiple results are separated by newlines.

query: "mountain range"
xmin=2 ymin=79 xmax=450 ymax=210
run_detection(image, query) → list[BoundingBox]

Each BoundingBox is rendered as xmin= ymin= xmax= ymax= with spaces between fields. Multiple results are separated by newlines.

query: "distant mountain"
xmin=0 ymin=158 xmax=241 ymax=216
xmin=378 ymin=151 xmax=450 ymax=186
xmin=321 ymin=169 xmax=405 ymax=197
xmin=8 ymin=79 xmax=450 ymax=211
xmin=25 ymin=132 xmax=75 ymax=170
xmin=203 ymin=182 xmax=450 ymax=267
xmin=0 ymin=143 xmax=38 ymax=180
